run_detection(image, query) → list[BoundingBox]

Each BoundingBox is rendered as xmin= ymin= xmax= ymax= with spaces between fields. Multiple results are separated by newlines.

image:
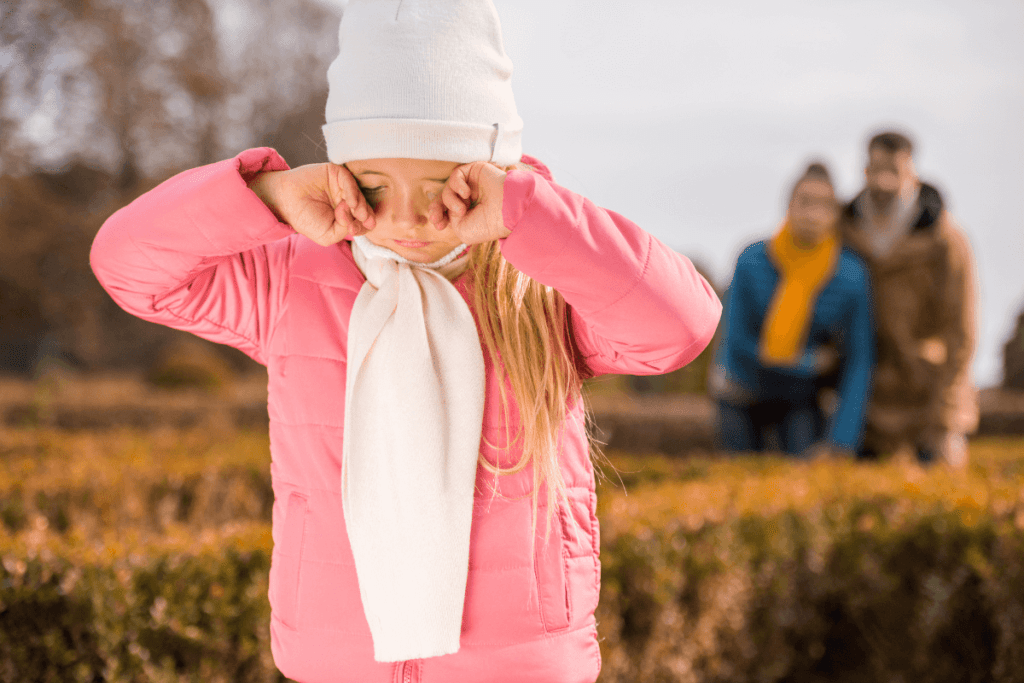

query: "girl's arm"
xmin=497 ymin=168 xmax=722 ymax=377
xmin=89 ymin=148 xmax=296 ymax=365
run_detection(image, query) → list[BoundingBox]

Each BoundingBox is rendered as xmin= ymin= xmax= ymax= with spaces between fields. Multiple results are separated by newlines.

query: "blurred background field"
xmin=2 ymin=415 xmax=1024 ymax=682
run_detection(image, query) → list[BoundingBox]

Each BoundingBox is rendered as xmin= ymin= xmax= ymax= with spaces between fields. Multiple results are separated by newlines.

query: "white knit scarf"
xmin=343 ymin=235 xmax=485 ymax=662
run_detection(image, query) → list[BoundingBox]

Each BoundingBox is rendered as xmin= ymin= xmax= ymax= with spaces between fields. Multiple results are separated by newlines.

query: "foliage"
xmin=0 ymin=522 xmax=283 ymax=683
xmin=2 ymin=427 xmax=1024 ymax=681
xmin=145 ymin=339 xmax=238 ymax=393
xmin=0 ymin=426 xmax=272 ymax=539
xmin=1005 ymin=310 xmax=1024 ymax=390
xmin=595 ymin=443 xmax=1024 ymax=682
xmin=0 ymin=0 xmax=340 ymax=377
xmin=0 ymin=0 xmax=340 ymax=178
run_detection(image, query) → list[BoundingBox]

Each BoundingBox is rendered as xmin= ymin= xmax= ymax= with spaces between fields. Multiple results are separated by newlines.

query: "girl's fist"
xmin=247 ymin=163 xmax=375 ymax=246
xmin=428 ymin=161 xmax=510 ymax=244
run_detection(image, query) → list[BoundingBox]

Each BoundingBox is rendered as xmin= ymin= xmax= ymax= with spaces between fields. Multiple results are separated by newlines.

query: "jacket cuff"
xmin=497 ymin=170 xmax=576 ymax=277
xmin=187 ymin=148 xmax=297 ymax=249
xmin=236 ymin=147 xmax=291 ymax=183
xmin=500 ymin=168 xmax=537 ymax=232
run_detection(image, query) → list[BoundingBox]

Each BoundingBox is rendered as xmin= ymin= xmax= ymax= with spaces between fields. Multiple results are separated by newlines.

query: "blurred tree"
xmin=261 ymin=89 xmax=332 ymax=167
xmin=3 ymin=0 xmax=220 ymax=179
xmin=0 ymin=0 xmax=341 ymax=376
xmin=0 ymin=167 xmax=117 ymax=373
xmin=1 ymin=0 xmax=339 ymax=177
xmin=224 ymin=0 xmax=339 ymax=165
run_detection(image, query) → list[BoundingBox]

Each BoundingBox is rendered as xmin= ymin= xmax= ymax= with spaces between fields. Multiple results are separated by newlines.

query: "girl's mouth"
xmin=393 ymin=239 xmax=432 ymax=248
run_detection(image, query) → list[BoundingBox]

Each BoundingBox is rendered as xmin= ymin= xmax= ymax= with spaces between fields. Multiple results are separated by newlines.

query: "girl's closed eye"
xmin=359 ymin=185 xmax=385 ymax=208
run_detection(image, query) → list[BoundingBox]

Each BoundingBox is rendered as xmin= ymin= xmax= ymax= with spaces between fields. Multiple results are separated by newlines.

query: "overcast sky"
xmin=327 ymin=0 xmax=1023 ymax=386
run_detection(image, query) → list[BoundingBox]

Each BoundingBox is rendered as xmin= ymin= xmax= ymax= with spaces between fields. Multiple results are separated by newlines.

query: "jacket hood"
xmin=842 ymin=182 xmax=944 ymax=232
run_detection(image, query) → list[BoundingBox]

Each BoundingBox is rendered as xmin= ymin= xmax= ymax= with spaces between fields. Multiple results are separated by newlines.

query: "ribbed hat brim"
xmin=323 ymin=118 xmax=523 ymax=166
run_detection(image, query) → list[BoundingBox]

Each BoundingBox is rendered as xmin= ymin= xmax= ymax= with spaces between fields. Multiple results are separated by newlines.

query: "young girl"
xmin=90 ymin=1 xmax=721 ymax=681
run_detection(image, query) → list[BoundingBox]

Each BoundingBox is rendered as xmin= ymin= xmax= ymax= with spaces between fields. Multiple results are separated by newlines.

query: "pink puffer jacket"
xmin=90 ymin=148 xmax=721 ymax=683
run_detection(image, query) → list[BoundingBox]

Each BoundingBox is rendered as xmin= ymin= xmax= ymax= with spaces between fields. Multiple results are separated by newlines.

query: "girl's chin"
xmin=396 ymin=250 xmax=441 ymax=263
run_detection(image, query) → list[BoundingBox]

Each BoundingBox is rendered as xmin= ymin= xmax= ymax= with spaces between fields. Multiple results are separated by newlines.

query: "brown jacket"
xmin=839 ymin=183 xmax=978 ymax=451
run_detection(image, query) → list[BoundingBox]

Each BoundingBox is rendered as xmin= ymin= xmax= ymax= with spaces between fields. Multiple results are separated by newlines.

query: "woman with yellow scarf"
xmin=710 ymin=163 xmax=874 ymax=457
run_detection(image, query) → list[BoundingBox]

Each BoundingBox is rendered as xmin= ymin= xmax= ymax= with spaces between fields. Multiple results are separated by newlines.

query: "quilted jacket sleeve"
xmin=498 ymin=162 xmax=722 ymax=378
xmin=89 ymin=148 xmax=296 ymax=366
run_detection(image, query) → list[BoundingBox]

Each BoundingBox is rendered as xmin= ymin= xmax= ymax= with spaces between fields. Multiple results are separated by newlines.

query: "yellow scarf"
xmin=759 ymin=221 xmax=840 ymax=366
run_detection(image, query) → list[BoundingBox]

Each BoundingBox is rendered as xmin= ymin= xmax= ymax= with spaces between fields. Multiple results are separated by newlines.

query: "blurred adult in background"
xmin=711 ymin=163 xmax=874 ymax=458
xmin=839 ymin=131 xmax=978 ymax=468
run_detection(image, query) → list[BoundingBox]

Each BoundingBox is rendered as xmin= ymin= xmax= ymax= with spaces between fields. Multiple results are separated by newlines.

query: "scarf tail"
xmin=344 ymin=239 xmax=485 ymax=662
xmin=758 ymin=222 xmax=840 ymax=367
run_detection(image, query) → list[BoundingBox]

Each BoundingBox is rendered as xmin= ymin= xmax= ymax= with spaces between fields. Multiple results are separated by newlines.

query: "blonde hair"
xmin=467 ymin=162 xmax=602 ymax=540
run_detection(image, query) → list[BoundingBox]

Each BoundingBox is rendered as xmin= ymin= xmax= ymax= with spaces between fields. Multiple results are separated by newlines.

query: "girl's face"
xmin=345 ymin=157 xmax=465 ymax=263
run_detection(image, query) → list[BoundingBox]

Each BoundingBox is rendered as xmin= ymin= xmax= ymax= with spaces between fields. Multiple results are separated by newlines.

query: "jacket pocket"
xmin=274 ymin=491 xmax=309 ymax=630
xmin=534 ymin=505 xmax=571 ymax=632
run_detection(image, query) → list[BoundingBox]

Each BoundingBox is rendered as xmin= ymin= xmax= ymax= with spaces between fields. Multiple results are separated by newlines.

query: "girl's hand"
xmin=247 ymin=163 xmax=375 ymax=246
xmin=428 ymin=161 xmax=511 ymax=244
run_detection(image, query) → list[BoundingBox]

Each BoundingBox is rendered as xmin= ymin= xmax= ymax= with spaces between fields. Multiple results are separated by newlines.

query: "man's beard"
xmin=867 ymin=188 xmax=897 ymax=211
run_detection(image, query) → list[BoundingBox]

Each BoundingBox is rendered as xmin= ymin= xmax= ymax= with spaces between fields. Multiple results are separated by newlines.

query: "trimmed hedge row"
xmin=597 ymin=496 xmax=1024 ymax=683
xmin=4 ymin=501 xmax=1023 ymax=682
xmin=3 ymin=428 xmax=1024 ymax=681
xmin=0 ymin=427 xmax=272 ymax=539
xmin=593 ymin=440 xmax=1024 ymax=681
xmin=0 ymin=523 xmax=285 ymax=683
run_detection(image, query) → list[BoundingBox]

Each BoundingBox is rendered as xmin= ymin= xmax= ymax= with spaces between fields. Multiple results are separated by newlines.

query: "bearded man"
xmin=838 ymin=131 xmax=978 ymax=468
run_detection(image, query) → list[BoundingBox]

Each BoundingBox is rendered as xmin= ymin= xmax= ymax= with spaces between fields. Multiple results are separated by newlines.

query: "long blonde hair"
xmin=467 ymin=162 xmax=602 ymax=539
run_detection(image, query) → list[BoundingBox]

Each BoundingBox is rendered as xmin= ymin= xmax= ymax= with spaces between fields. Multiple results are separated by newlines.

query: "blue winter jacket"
xmin=715 ymin=239 xmax=874 ymax=450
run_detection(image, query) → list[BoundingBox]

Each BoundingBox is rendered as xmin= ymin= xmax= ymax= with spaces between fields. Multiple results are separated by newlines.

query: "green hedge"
xmin=597 ymin=499 xmax=1024 ymax=683
xmin=0 ymin=427 xmax=272 ymax=537
xmin=0 ymin=524 xmax=284 ymax=683
xmin=3 ymin=428 xmax=1024 ymax=681
xmin=4 ymin=505 xmax=1023 ymax=682
xmin=594 ymin=441 xmax=1024 ymax=681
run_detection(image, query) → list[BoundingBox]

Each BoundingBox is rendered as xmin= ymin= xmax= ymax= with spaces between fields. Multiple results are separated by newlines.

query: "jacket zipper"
xmin=396 ymin=659 xmax=419 ymax=683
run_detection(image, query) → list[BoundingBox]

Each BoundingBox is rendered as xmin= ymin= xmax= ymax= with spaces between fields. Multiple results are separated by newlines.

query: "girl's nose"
xmin=390 ymin=191 xmax=429 ymax=229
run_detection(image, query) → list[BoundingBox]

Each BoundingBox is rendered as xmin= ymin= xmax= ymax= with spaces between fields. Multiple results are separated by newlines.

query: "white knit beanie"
xmin=323 ymin=0 xmax=524 ymax=166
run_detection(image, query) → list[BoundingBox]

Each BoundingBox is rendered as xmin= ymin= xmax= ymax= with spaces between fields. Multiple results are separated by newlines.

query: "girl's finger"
xmin=335 ymin=201 xmax=369 ymax=239
xmin=332 ymin=165 xmax=364 ymax=221
xmin=441 ymin=184 xmax=467 ymax=217
xmin=333 ymin=164 xmax=375 ymax=228
xmin=427 ymin=195 xmax=449 ymax=230
xmin=452 ymin=166 xmax=472 ymax=200
xmin=323 ymin=220 xmax=349 ymax=245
